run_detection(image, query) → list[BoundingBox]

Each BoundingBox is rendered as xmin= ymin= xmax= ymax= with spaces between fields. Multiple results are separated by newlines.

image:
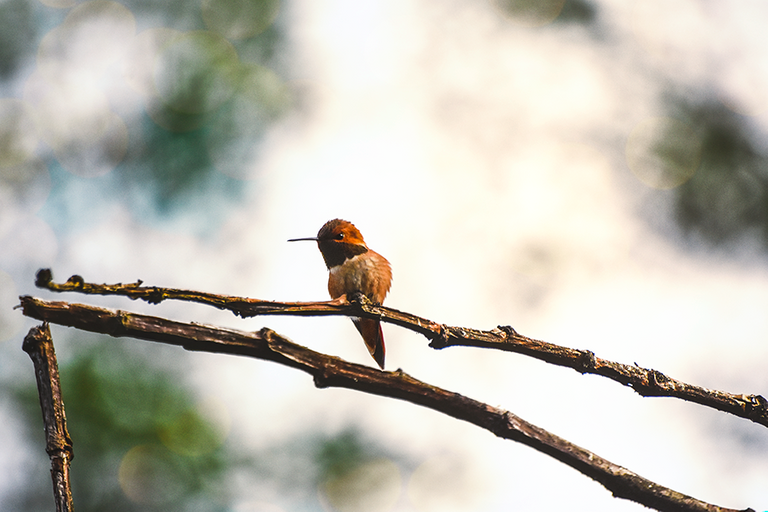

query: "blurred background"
xmin=1 ymin=0 xmax=768 ymax=510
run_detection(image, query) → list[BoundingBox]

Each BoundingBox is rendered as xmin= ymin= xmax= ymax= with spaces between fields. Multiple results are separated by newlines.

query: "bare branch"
xmin=34 ymin=268 xmax=768 ymax=429
xmin=18 ymin=295 xmax=755 ymax=512
xmin=22 ymin=323 xmax=75 ymax=512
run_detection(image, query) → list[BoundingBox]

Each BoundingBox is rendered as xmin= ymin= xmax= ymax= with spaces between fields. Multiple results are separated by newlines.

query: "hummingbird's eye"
xmin=335 ymin=232 xmax=345 ymax=240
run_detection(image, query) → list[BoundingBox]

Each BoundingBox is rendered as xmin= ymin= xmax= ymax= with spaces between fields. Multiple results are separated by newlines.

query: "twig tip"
xmin=35 ymin=268 xmax=53 ymax=288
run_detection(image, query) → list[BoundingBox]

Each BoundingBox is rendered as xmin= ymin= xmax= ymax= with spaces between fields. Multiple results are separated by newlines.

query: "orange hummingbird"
xmin=288 ymin=219 xmax=392 ymax=369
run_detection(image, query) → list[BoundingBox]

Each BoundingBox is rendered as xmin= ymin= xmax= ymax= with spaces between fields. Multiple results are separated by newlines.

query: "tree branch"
xmin=22 ymin=323 xmax=75 ymax=512
xmin=34 ymin=268 xmax=768 ymax=429
xmin=18 ymin=295 xmax=755 ymax=512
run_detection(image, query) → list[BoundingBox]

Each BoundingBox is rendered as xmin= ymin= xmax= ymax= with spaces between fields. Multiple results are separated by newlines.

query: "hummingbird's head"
xmin=289 ymin=219 xmax=368 ymax=268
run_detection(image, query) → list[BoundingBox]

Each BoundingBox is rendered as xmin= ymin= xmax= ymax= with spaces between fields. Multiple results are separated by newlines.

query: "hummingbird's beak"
xmin=287 ymin=237 xmax=318 ymax=242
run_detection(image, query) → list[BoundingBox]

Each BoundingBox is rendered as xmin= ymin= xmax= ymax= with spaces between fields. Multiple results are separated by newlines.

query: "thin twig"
xmin=34 ymin=268 xmax=768 ymax=429
xmin=22 ymin=323 xmax=75 ymax=512
xmin=18 ymin=295 xmax=754 ymax=512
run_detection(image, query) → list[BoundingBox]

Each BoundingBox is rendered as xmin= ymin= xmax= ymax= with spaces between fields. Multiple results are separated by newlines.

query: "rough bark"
xmin=19 ymin=295 xmax=755 ymax=512
xmin=22 ymin=323 xmax=75 ymax=512
xmin=33 ymin=268 xmax=768 ymax=429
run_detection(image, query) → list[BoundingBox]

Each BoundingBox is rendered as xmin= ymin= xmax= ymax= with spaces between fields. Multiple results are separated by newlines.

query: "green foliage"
xmin=10 ymin=338 xmax=231 ymax=512
xmin=25 ymin=0 xmax=292 ymax=237
xmin=0 ymin=0 xmax=35 ymax=79
xmin=672 ymin=102 xmax=768 ymax=246
xmin=315 ymin=429 xmax=375 ymax=481
xmin=9 ymin=332 xmax=414 ymax=512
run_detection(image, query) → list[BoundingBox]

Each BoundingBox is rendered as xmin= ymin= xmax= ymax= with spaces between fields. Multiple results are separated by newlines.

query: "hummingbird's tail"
xmin=352 ymin=317 xmax=385 ymax=369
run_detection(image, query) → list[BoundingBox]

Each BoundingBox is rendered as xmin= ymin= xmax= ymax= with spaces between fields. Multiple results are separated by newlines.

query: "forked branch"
xmin=18 ymin=296 xmax=753 ymax=512
xmin=34 ymin=268 xmax=768 ymax=429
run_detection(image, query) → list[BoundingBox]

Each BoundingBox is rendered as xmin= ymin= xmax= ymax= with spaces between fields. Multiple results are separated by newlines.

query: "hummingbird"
xmin=288 ymin=219 xmax=392 ymax=369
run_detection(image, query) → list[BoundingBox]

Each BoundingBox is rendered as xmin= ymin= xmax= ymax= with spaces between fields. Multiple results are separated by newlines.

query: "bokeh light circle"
xmin=239 ymin=63 xmax=292 ymax=113
xmin=626 ymin=116 xmax=702 ymax=189
xmin=158 ymin=396 xmax=230 ymax=457
xmin=407 ymin=454 xmax=486 ymax=512
xmin=0 ymin=99 xmax=39 ymax=168
xmin=0 ymin=157 xmax=51 ymax=213
xmin=118 ymin=444 xmax=185 ymax=505
xmin=23 ymin=71 xmax=111 ymax=148
xmin=321 ymin=457 xmax=401 ymax=512
xmin=124 ymin=27 xmax=184 ymax=98
xmin=37 ymin=1 xmax=136 ymax=79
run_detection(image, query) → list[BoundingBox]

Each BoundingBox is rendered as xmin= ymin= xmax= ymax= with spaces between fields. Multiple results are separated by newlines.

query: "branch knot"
xmin=491 ymin=410 xmax=513 ymax=437
xmin=577 ymin=350 xmax=597 ymax=374
xmin=497 ymin=325 xmax=519 ymax=338
xmin=428 ymin=324 xmax=450 ymax=349
xmin=65 ymin=275 xmax=85 ymax=288
xmin=745 ymin=394 xmax=768 ymax=421
xmin=313 ymin=364 xmax=336 ymax=389
xmin=257 ymin=327 xmax=277 ymax=344
xmin=649 ymin=369 xmax=670 ymax=387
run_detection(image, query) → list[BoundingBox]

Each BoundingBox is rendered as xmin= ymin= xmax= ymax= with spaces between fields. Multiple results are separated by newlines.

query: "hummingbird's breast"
xmin=328 ymin=250 xmax=392 ymax=304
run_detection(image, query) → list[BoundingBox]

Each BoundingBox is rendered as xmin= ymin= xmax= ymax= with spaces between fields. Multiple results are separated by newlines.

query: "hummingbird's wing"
xmin=352 ymin=317 xmax=385 ymax=369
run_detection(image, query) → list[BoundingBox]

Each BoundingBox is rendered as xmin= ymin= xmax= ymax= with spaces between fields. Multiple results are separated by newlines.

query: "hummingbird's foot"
xmin=349 ymin=292 xmax=379 ymax=306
